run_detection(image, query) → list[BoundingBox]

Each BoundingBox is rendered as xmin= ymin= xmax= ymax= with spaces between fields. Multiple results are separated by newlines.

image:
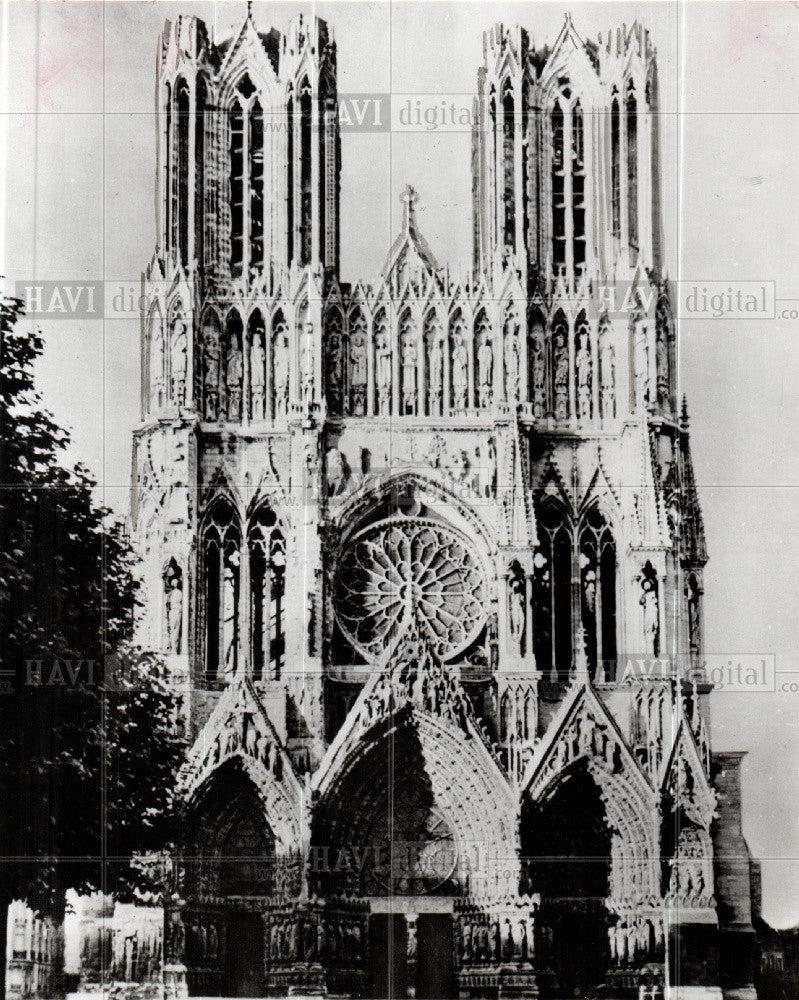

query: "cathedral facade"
xmin=131 ymin=11 xmax=759 ymax=999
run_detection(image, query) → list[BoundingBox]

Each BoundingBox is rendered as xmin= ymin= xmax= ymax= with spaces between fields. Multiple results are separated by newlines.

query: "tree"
xmin=0 ymin=294 xmax=187 ymax=997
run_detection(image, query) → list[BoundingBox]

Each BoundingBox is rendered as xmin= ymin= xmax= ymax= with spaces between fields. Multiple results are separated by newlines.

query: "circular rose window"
xmin=333 ymin=518 xmax=485 ymax=662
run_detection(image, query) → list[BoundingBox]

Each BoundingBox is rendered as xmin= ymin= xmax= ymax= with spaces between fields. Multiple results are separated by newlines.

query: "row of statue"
xmin=267 ymin=913 xmax=364 ymax=966
xmin=200 ymin=709 xmax=284 ymax=779
xmin=146 ymin=308 xmax=668 ymax=422
xmin=538 ymin=710 xmax=624 ymax=784
xmin=359 ymin=644 xmax=472 ymax=732
xmin=668 ymin=827 xmax=710 ymax=904
xmin=185 ymin=919 xmax=223 ymax=964
xmin=458 ymin=913 xmax=540 ymax=966
xmin=608 ymin=916 xmax=665 ymax=967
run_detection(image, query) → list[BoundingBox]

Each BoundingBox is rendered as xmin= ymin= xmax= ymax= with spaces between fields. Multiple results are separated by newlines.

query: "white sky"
xmin=2 ymin=0 xmax=799 ymax=928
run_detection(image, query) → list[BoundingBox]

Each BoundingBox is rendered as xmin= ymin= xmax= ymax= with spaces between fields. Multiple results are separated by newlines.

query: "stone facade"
xmin=130 ymin=11 xmax=760 ymax=999
xmin=5 ymin=900 xmax=63 ymax=1000
xmin=67 ymin=895 xmax=162 ymax=996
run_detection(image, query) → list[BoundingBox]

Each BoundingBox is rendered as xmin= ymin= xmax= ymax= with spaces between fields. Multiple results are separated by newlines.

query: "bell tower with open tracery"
xmin=131 ymin=11 xmax=759 ymax=1000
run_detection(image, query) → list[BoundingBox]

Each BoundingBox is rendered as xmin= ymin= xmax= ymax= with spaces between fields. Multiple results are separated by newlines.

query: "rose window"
xmin=333 ymin=518 xmax=485 ymax=661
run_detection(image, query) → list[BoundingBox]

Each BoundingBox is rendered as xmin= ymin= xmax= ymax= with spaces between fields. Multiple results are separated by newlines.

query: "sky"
xmin=2 ymin=0 xmax=799 ymax=928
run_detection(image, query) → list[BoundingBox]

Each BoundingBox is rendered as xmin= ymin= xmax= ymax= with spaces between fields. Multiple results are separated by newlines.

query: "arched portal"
xmin=183 ymin=760 xmax=296 ymax=998
xmin=313 ymin=704 xmax=517 ymax=1000
xmin=521 ymin=763 xmax=612 ymax=997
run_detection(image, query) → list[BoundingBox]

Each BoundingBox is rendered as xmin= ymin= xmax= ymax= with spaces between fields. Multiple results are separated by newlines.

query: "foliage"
xmin=0 ymin=293 xmax=186 ymax=916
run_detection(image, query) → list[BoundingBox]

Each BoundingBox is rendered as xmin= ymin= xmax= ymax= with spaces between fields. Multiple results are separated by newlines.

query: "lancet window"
xmin=533 ymin=504 xmax=617 ymax=680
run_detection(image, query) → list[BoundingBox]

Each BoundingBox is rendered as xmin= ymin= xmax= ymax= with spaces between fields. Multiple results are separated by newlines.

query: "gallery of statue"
xmin=131 ymin=11 xmax=760 ymax=1000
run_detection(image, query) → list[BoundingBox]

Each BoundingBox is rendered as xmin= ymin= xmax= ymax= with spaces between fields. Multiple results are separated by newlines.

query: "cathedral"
xmin=131 ymin=10 xmax=760 ymax=1000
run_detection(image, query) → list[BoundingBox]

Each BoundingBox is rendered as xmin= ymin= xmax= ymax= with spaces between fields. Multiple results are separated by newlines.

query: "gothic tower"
xmin=131 ymin=13 xmax=758 ymax=1000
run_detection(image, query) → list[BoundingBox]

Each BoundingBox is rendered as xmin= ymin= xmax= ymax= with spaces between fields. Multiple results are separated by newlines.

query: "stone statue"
xmin=688 ymin=578 xmax=701 ymax=654
xmin=428 ymin=336 xmax=443 ymax=414
xmin=171 ymin=320 xmax=187 ymax=405
xmin=150 ymin=319 xmax=164 ymax=409
xmin=509 ymin=581 xmax=525 ymax=651
xmin=222 ymin=563 xmax=237 ymax=676
xmin=462 ymin=923 xmax=472 ymax=962
xmin=350 ymin=329 xmax=367 ymax=414
xmin=166 ymin=573 xmax=183 ymax=654
xmin=477 ymin=334 xmax=493 ymax=407
xmin=401 ymin=330 xmax=418 ymax=414
xmin=226 ymin=339 xmax=243 ymax=420
xmin=656 ymin=331 xmax=669 ymax=404
xmin=530 ymin=333 xmax=546 ymax=417
xmin=166 ymin=905 xmax=185 ymax=964
xmin=326 ymin=333 xmax=343 ymax=414
xmin=325 ymin=447 xmax=346 ymax=498
xmin=553 ymin=333 xmax=568 ymax=420
xmin=583 ymin=569 xmax=596 ymax=613
xmin=273 ymin=332 xmax=289 ymax=417
xmin=406 ymin=919 xmax=417 ymax=960
xmin=504 ymin=321 xmax=520 ymax=402
xmin=633 ymin=319 xmax=648 ymax=410
xmin=376 ymin=329 xmax=391 ymax=415
xmin=512 ymin=920 xmax=525 ymax=960
xmin=301 ymin=323 xmax=314 ymax=406
xmin=575 ymin=332 xmax=591 ymax=418
xmin=641 ymin=577 xmax=659 ymax=656
xmin=250 ymin=333 xmax=265 ymax=419
xmin=452 ymin=334 xmax=468 ymax=411
xmin=203 ymin=325 xmax=220 ymax=420
xmin=600 ymin=332 xmax=616 ymax=418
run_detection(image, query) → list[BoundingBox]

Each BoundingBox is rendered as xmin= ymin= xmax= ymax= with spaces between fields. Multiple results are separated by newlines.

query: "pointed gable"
xmin=179 ymin=677 xmax=303 ymax=846
xmin=382 ymin=186 xmax=440 ymax=284
xmin=522 ymin=681 xmax=653 ymax=805
xmin=662 ymin=715 xmax=717 ymax=828
xmin=314 ymin=618 xmax=503 ymax=798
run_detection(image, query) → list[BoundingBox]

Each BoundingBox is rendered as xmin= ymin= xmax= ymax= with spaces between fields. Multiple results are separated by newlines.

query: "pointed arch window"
xmin=502 ymin=79 xmax=516 ymax=253
xmin=249 ymin=99 xmax=264 ymax=269
xmin=551 ymin=103 xmax=566 ymax=267
xmin=533 ymin=503 xmax=617 ymax=680
xmin=579 ymin=507 xmax=617 ymax=680
xmin=626 ymin=80 xmax=638 ymax=252
xmin=228 ymin=76 xmax=263 ymax=278
xmin=175 ymin=79 xmax=190 ymax=266
xmin=299 ymin=82 xmax=313 ymax=266
xmin=229 ymin=99 xmax=245 ymax=274
xmin=533 ymin=504 xmax=572 ymax=679
xmin=489 ymin=94 xmax=498 ymax=249
xmin=286 ymin=94 xmax=295 ymax=266
xmin=610 ymin=96 xmax=621 ymax=238
xmin=164 ymin=82 xmax=172 ymax=250
xmin=248 ymin=508 xmax=286 ymax=680
xmin=195 ymin=77 xmax=208 ymax=270
xmin=571 ymin=101 xmax=586 ymax=268
xmin=203 ymin=502 xmax=241 ymax=683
